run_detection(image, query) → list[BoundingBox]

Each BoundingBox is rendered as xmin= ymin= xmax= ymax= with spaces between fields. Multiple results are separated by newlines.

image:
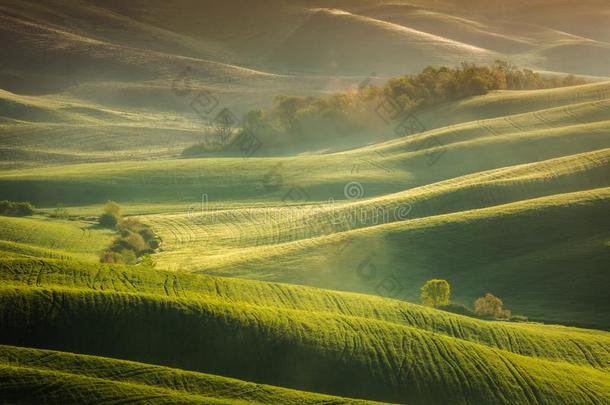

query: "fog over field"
xmin=0 ymin=1 xmax=609 ymax=404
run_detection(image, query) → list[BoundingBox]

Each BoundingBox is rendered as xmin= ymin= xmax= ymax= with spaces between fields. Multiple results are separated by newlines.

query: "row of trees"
xmin=420 ymin=279 xmax=514 ymax=320
xmin=240 ymin=61 xmax=585 ymax=143
xmin=98 ymin=201 xmax=159 ymax=266
xmin=383 ymin=60 xmax=584 ymax=110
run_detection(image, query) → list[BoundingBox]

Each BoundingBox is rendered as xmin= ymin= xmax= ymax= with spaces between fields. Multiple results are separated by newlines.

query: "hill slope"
xmin=1 ymin=82 xmax=609 ymax=204
xmin=0 ymin=345 xmax=381 ymax=405
xmin=1 ymin=84 xmax=609 ymax=328
xmin=0 ymin=215 xmax=113 ymax=261
xmin=0 ymin=256 xmax=609 ymax=404
xmin=1 ymin=2 xmax=610 ymax=403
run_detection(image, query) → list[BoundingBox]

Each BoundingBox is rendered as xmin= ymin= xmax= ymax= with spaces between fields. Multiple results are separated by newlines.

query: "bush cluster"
xmin=382 ymin=60 xmax=584 ymax=110
xmin=98 ymin=201 xmax=160 ymax=265
xmin=0 ymin=201 xmax=34 ymax=217
xmin=98 ymin=201 xmax=122 ymax=228
xmin=474 ymin=293 xmax=512 ymax=319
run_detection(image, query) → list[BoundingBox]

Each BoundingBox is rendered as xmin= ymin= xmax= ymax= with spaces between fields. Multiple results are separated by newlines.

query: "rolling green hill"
xmin=1 ymin=2 xmax=609 ymax=403
xmin=0 ymin=345 xmax=382 ymax=405
xmin=1 ymin=82 xmax=609 ymax=205
xmin=265 ymin=8 xmax=495 ymax=75
xmin=1 ymin=83 xmax=609 ymax=329
xmin=145 ymin=186 xmax=610 ymax=329
xmin=0 ymin=256 xmax=609 ymax=404
xmin=1 ymin=0 xmax=609 ymax=168
xmin=3 ymin=0 xmax=609 ymax=82
xmin=0 ymin=215 xmax=113 ymax=261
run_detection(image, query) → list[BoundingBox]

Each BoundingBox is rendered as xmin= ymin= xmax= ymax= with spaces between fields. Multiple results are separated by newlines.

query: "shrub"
xmin=99 ymin=212 xmax=120 ymax=228
xmin=117 ymin=218 xmax=143 ymax=233
xmin=99 ymin=201 xmax=123 ymax=228
xmin=138 ymin=254 xmax=157 ymax=269
xmin=98 ymin=201 xmax=159 ymax=264
xmin=148 ymin=238 xmax=160 ymax=249
xmin=0 ymin=200 xmax=35 ymax=217
xmin=421 ymin=279 xmax=451 ymax=307
xmin=119 ymin=249 xmax=137 ymax=265
xmin=181 ymin=142 xmax=226 ymax=157
xmin=100 ymin=249 xmax=121 ymax=264
xmin=125 ymin=233 xmax=148 ymax=253
xmin=111 ymin=233 xmax=148 ymax=255
xmin=13 ymin=202 xmax=34 ymax=216
xmin=138 ymin=227 xmax=156 ymax=242
xmin=474 ymin=293 xmax=511 ymax=319
xmin=100 ymin=249 xmax=137 ymax=265
xmin=103 ymin=200 xmax=122 ymax=217
xmin=119 ymin=229 xmax=132 ymax=238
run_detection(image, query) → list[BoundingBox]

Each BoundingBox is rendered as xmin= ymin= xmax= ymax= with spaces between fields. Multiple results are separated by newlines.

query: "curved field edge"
xmin=0 ymin=256 xmax=608 ymax=371
xmin=0 ymin=345 xmax=383 ymax=405
xmin=0 ymin=284 xmax=608 ymax=404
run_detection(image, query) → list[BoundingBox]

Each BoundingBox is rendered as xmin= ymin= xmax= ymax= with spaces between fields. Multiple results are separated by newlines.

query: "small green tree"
xmin=99 ymin=200 xmax=122 ymax=228
xmin=421 ymin=279 xmax=450 ymax=307
xmin=13 ymin=202 xmax=35 ymax=216
xmin=99 ymin=212 xmax=119 ymax=228
xmin=103 ymin=200 xmax=122 ymax=217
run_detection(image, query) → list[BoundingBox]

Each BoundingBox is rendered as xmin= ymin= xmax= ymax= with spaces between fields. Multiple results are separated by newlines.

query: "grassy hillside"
xmin=0 ymin=215 xmax=113 ymax=261
xmin=1 ymin=83 xmax=609 ymax=205
xmin=143 ymin=147 xmax=610 ymax=258
xmin=3 ymin=0 xmax=609 ymax=81
xmin=417 ymin=81 xmax=610 ymax=129
xmin=2 ymin=256 xmax=609 ymax=368
xmin=0 ymin=256 xmax=609 ymax=404
xmin=1 ymin=56 xmax=607 ymax=167
xmin=144 ymin=184 xmax=609 ymax=328
xmin=265 ymin=8 xmax=495 ymax=75
xmin=0 ymin=345 xmax=382 ymax=405
xmin=1 ymin=1 xmax=609 ymax=167
xmin=1 ymin=1 xmax=609 ymax=403
xmin=0 ymin=85 xmax=608 ymax=329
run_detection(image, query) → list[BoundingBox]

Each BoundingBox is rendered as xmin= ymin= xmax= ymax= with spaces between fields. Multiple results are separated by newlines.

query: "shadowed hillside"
xmin=0 ymin=345 xmax=383 ymax=405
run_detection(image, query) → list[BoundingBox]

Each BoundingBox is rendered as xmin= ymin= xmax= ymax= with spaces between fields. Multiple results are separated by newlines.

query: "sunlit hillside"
xmin=1 ymin=1 xmax=609 ymax=404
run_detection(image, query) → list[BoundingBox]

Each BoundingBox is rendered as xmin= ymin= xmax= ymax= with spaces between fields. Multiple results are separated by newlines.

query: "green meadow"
xmin=1 ymin=81 xmax=609 ymax=403
xmin=1 ymin=256 xmax=609 ymax=404
xmin=1 ymin=1 xmax=610 ymax=403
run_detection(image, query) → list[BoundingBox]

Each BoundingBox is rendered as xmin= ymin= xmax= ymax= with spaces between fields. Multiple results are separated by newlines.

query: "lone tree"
xmin=474 ymin=293 xmax=511 ymax=319
xmin=99 ymin=200 xmax=122 ymax=228
xmin=421 ymin=279 xmax=450 ymax=307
